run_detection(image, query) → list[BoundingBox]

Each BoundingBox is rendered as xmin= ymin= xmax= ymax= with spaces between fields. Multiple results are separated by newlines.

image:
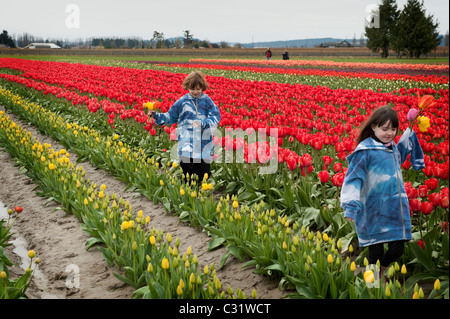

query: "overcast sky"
xmin=2 ymin=0 xmax=449 ymax=43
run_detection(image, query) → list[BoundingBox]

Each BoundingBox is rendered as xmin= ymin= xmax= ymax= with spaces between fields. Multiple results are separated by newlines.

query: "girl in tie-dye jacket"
xmin=340 ymin=106 xmax=425 ymax=269
xmin=149 ymin=71 xmax=221 ymax=181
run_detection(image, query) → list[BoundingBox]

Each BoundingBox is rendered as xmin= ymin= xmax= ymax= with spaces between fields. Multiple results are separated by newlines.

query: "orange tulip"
xmin=418 ymin=93 xmax=436 ymax=109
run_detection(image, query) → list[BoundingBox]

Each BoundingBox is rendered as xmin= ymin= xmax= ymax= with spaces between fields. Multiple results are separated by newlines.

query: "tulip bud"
xmin=364 ymin=270 xmax=374 ymax=283
xmin=0 ymin=271 xmax=7 ymax=279
xmin=434 ymin=279 xmax=441 ymax=291
xmin=401 ymin=264 xmax=407 ymax=275
xmin=28 ymin=250 xmax=36 ymax=259
xmin=327 ymin=254 xmax=333 ymax=264
xmin=388 ymin=266 xmax=395 ymax=278
xmin=350 ymin=261 xmax=356 ymax=272
xmin=385 ymin=284 xmax=392 ymax=298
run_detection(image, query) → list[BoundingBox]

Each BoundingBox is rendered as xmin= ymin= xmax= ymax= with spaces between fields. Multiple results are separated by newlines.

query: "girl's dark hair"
xmin=357 ymin=105 xmax=399 ymax=144
xmin=182 ymin=71 xmax=209 ymax=91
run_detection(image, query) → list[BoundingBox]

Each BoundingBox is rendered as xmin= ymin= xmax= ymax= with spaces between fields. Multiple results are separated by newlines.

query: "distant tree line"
xmin=365 ymin=0 xmax=444 ymax=58
xmin=0 ymin=28 xmax=238 ymax=49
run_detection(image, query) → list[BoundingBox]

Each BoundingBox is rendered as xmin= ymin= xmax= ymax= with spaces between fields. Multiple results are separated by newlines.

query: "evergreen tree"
xmin=365 ymin=0 xmax=400 ymax=58
xmin=0 ymin=30 xmax=16 ymax=48
xmin=392 ymin=0 xmax=441 ymax=58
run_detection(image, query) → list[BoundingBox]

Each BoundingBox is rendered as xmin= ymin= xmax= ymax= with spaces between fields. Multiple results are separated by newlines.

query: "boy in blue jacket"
xmin=148 ymin=71 xmax=221 ymax=182
xmin=340 ymin=105 xmax=425 ymax=278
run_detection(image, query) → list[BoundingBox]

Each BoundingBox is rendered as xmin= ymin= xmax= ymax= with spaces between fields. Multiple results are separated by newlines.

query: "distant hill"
xmin=240 ymin=38 xmax=350 ymax=48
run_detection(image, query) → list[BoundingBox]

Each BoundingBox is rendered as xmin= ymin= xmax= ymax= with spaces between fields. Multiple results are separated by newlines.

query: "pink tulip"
xmin=407 ymin=108 xmax=420 ymax=122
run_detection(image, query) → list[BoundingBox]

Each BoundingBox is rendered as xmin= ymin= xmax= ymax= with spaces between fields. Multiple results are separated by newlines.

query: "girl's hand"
xmin=147 ymin=110 xmax=154 ymax=118
xmin=345 ymin=217 xmax=354 ymax=222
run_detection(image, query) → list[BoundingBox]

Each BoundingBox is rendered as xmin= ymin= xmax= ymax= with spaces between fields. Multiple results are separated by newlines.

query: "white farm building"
xmin=24 ymin=43 xmax=62 ymax=49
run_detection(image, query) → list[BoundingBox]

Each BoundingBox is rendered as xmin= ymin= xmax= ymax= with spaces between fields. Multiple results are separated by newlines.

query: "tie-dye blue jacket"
xmin=153 ymin=93 xmax=221 ymax=162
xmin=340 ymin=128 xmax=425 ymax=247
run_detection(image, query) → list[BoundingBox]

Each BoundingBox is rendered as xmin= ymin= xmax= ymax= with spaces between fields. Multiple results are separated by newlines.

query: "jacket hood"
xmin=347 ymin=137 xmax=394 ymax=161
xmin=185 ymin=93 xmax=208 ymax=100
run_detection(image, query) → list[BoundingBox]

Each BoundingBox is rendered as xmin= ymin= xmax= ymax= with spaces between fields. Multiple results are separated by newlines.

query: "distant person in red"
xmin=265 ymin=48 xmax=272 ymax=60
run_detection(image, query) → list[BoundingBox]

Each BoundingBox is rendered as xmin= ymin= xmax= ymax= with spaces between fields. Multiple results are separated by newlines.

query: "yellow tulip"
xmin=0 ymin=271 xmax=7 ymax=279
xmin=162 ymin=258 xmax=169 ymax=270
xmin=417 ymin=116 xmax=430 ymax=132
xmin=434 ymin=279 xmax=441 ymax=291
xmin=121 ymin=221 xmax=129 ymax=231
xmin=323 ymin=233 xmax=329 ymax=242
xmin=48 ymin=163 xmax=55 ymax=170
xmin=180 ymin=188 xmax=185 ymax=196
xmin=149 ymin=236 xmax=156 ymax=245
xmin=401 ymin=264 xmax=407 ymax=275
xmin=350 ymin=261 xmax=356 ymax=272
xmin=412 ymin=291 xmax=419 ymax=299
xmin=144 ymin=102 xmax=154 ymax=111
xmin=28 ymin=250 xmax=36 ymax=258
xmin=190 ymin=272 xmax=196 ymax=284
xmin=232 ymin=201 xmax=239 ymax=209
xmin=177 ymin=285 xmax=183 ymax=296
xmin=385 ymin=284 xmax=391 ymax=298
xmin=364 ymin=270 xmax=374 ymax=283
xmin=327 ymin=254 xmax=333 ymax=264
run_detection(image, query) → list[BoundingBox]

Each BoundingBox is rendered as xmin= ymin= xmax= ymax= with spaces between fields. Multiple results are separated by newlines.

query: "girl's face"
xmin=372 ymin=121 xmax=397 ymax=144
xmin=189 ymin=86 xmax=202 ymax=98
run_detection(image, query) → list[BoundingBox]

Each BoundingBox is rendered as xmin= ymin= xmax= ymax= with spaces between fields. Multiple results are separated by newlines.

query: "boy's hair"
xmin=357 ymin=105 xmax=399 ymax=144
xmin=182 ymin=71 xmax=209 ymax=91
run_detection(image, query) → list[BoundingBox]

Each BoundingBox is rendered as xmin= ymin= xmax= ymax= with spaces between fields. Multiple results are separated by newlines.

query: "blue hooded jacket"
xmin=153 ymin=93 xmax=221 ymax=162
xmin=340 ymin=128 xmax=425 ymax=247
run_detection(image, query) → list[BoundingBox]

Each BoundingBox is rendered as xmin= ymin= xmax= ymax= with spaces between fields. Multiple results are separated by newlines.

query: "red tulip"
xmin=420 ymin=201 xmax=433 ymax=215
xmin=14 ymin=206 xmax=23 ymax=213
xmin=317 ymin=170 xmax=330 ymax=183
xmin=409 ymin=198 xmax=422 ymax=213
xmin=428 ymin=193 xmax=441 ymax=207
xmin=331 ymin=172 xmax=345 ymax=187
xmin=418 ymin=185 xmax=428 ymax=198
xmin=441 ymin=196 xmax=449 ymax=209
xmin=417 ymin=239 xmax=426 ymax=250
xmin=322 ymin=156 xmax=333 ymax=167
xmin=286 ymin=156 xmax=296 ymax=170
xmin=424 ymin=178 xmax=439 ymax=191
xmin=333 ymin=162 xmax=342 ymax=173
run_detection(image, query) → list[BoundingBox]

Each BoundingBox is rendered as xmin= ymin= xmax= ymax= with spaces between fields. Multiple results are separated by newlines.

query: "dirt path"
xmin=0 ymin=105 xmax=287 ymax=299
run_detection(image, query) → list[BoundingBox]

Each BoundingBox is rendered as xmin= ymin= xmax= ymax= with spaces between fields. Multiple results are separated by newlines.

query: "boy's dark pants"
xmin=180 ymin=157 xmax=211 ymax=182
xmin=368 ymin=240 xmax=405 ymax=267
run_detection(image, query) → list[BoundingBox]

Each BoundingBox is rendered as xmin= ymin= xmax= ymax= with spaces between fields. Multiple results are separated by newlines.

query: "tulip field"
xmin=0 ymin=55 xmax=448 ymax=300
